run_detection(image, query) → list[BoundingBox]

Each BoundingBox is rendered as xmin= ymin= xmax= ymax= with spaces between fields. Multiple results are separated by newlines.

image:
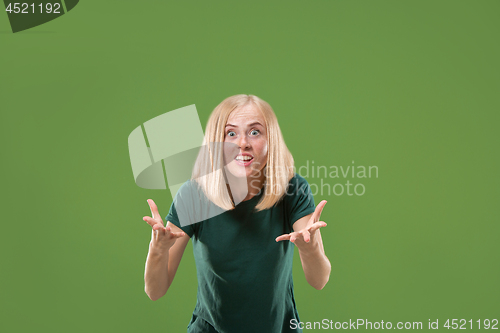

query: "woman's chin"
xmin=226 ymin=169 xmax=250 ymax=179
xmin=225 ymin=161 xmax=265 ymax=180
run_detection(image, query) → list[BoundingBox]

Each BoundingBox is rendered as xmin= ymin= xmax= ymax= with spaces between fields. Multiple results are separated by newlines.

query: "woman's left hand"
xmin=275 ymin=200 xmax=328 ymax=252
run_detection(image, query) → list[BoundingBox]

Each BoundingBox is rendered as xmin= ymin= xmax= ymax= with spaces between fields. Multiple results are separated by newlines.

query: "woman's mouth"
xmin=234 ymin=154 xmax=254 ymax=166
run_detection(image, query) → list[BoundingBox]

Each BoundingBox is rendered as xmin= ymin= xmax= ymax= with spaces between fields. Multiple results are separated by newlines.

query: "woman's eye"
xmin=250 ymin=130 xmax=260 ymax=135
xmin=227 ymin=131 xmax=236 ymax=137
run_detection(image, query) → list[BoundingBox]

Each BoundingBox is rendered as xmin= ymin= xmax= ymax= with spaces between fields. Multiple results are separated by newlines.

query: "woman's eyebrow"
xmin=225 ymin=122 xmax=263 ymax=128
xmin=247 ymin=122 xmax=263 ymax=127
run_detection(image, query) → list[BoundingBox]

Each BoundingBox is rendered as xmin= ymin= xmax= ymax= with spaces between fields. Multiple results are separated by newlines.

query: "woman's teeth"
xmin=236 ymin=156 xmax=253 ymax=161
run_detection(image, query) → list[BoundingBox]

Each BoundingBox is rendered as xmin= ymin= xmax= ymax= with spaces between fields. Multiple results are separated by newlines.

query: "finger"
xmin=290 ymin=232 xmax=300 ymax=243
xmin=143 ymin=216 xmax=160 ymax=228
xmin=163 ymin=225 xmax=174 ymax=237
xmin=302 ymin=230 xmax=311 ymax=243
xmin=147 ymin=199 xmax=161 ymax=220
xmin=153 ymin=226 xmax=165 ymax=239
xmin=311 ymin=200 xmax=327 ymax=222
xmin=170 ymin=231 xmax=186 ymax=238
xmin=275 ymin=234 xmax=291 ymax=242
xmin=161 ymin=226 xmax=185 ymax=239
xmin=152 ymin=223 xmax=163 ymax=231
xmin=308 ymin=221 xmax=327 ymax=233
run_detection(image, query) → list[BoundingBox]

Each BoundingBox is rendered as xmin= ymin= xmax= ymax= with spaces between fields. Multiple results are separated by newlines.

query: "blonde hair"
xmin=191 ymin=94 xmax=294 ymax=211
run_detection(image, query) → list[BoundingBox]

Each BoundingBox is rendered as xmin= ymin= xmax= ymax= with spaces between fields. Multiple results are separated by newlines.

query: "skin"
xmin=143 ymin=199 xmax=187 ymax=301
xmin=223 ymin=103 xmax=268 ymax=201
xmin=143 ymin=104 xmax=331 ymax=301
xmin=276 ymin=200 xmax=331 ymax=289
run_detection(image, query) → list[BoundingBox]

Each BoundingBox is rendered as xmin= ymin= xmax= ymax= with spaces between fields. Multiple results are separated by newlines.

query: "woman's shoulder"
xmin=172 ymin=179 xmax=227 ymax=226
xmin=286 ymin=172 xmax=311 ymax=192
xmin=174 ymin=179 xmax=202 ymax=199
xmin=278 ymin=172 xmax=313 ymax=206
xmin=281 ymin=173 xmax=316 ymax=226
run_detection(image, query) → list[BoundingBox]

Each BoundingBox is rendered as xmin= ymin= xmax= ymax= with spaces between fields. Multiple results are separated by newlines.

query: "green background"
xmin=1 ymin=1 xmax=498 ymax=332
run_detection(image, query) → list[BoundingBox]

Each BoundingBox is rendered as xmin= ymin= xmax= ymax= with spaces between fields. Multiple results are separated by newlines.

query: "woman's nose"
xmin=238 ymin=135 xmax=250 ymax=149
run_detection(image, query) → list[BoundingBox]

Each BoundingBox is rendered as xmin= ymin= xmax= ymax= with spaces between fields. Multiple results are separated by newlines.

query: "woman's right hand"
xmin=143 ymin=199 xmax=185 ymax=253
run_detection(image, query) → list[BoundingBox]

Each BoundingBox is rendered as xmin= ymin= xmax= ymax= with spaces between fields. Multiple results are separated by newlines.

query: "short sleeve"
xmin=284 ymin=173 xmax=316 ymax=229
xmin=165 ymin=179 xmax=226 ymax=238
xmin=165 ymin=198 xmax=195 ymax=238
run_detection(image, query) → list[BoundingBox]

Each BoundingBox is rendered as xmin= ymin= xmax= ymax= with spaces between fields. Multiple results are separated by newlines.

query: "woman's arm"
xmin=143 ymin=199 xmax=189 ymax=300
xmin=144 ymin=223 xmax=190 ymax=300
xmin=292 ymin=214 xmax=331 ymax=290
xmin=276 ymin=200 xmax=331 ymax=290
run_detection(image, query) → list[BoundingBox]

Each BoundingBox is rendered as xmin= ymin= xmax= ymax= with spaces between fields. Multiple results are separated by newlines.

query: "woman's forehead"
xmin=227 ymin=104 xmax=265 ymax=124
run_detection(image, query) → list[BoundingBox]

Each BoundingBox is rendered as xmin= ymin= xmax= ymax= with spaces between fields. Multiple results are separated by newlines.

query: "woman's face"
xmin=223 ymin=103 xmax=268 ymax=181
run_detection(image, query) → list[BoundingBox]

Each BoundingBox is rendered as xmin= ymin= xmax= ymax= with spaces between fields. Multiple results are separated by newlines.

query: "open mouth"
xmin=234 ymin=154 xmax=254 ymax=166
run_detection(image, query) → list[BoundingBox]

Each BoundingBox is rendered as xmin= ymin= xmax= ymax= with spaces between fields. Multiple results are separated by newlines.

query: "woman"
xmin=143 ymin=94 xmax=331 ymax=333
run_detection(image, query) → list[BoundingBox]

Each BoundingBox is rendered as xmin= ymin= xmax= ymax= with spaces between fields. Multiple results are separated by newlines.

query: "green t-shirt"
xmin=166 ymin=173 xmax=316 ymax=333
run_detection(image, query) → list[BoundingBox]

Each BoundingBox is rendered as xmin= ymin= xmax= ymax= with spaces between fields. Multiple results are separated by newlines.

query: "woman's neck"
xmin=226 ymin=172 xmax=266 ymax=202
